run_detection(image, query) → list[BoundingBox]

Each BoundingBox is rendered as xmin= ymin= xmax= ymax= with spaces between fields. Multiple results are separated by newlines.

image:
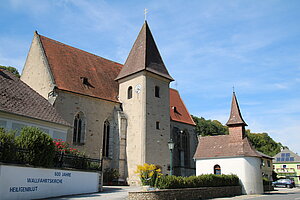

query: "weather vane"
xmin=232 ymin=86 xmax=235 ymax=93
xmin=144 ymin=8 xmax=148 ymax=21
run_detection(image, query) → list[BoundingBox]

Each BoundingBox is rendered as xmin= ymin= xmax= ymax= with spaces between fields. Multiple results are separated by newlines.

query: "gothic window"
xmin=176 ymin=130 xmax=190 ymax=167
xmin=128 ymin=86 xmax=133 ymax=99
xmin=102 ymin=120 xmax=110 ymax=157
xmin=73 ymin=112 xmax=85 ymax=144
xmin=155 ymin=86 xmax=160 ymax=98
xmin=214 ymin=165 xmax=221 ymax=175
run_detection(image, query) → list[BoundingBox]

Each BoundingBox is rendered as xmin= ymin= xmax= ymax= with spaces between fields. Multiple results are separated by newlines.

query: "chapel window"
xmin=73 ymin=112 xmax=85 ymax=144
xmin=214 ymin=165 xmax=221 ymax=175
xmin=155 ymin=86 xmax=160 ymax=98
xmin=102 ymin=120 xmax=110 ymax=157
xmin=128 ymin=86 xmax=133 ymax=99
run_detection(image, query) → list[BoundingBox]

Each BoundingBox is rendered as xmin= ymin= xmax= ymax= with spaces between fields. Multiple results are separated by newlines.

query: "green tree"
xmin=246 ymin=131 xmax=283 ymax=157
xmin=16 ymin=127 xmax=55 ymax=167
xmin=192 ymin=115 xmax=284 ymax=156
xmin=192 ymin=115 xmax=228 ymax=136
xmin=0 ymin=65 xmax=20 ymax=78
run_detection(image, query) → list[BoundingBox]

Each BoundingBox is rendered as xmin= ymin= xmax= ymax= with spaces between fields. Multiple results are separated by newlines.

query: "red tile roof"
xmin=193 ymin=134 xmax=262 ymax=159
xmin=116 ymin=21 xmax=173 ymax=81
xmin=0 ymin=70 xmax=70 ymax=126
xmin=38 ymin=34 xmax=122 ymax=102
xmin=170 ymin=89 xmax=196 ymax=126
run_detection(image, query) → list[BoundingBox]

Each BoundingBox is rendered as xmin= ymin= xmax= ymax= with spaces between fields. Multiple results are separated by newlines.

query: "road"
xmin=45 ymin=186 xmax=300 ymax=200
xmin=214 ymin=187 xmax=300 ymax=200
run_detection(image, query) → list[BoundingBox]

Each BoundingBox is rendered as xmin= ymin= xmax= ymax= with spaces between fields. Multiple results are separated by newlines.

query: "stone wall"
xmin=128 ymin=186 xmax=242 ymax=200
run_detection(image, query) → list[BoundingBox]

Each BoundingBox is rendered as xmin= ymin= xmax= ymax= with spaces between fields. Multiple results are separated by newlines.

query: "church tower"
xmin=226 ymin=92 xmax=248 ymax=140
xmin=116 ymin=21 xmax=173 ymax=185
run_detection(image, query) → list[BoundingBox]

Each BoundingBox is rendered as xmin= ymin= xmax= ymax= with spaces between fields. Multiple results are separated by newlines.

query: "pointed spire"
xmin=226 ymin=92 xmax=247 ymax=126
xmin=115 ymin=21 xmax=174 ymax=81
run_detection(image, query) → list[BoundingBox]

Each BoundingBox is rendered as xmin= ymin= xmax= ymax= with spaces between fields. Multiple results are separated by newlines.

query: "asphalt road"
xmin=44 ymin=186 xmax=300 ymax=200
xmin=214 ymin=187 xmax=300 ymax=200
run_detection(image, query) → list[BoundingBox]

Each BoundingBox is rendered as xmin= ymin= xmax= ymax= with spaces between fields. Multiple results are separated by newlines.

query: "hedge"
xmin=156 ymin=174 xmax=240 ymax=189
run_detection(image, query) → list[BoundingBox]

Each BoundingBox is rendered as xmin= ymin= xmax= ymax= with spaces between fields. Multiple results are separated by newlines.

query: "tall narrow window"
xmin=156 ymin=121 xmax=160 ymax=130
xmin=155 ymin=86 xmax=160 ymax=98
xmin=73 ymin=112 xmax=85 ymax=144
xmin=102 ymin=120 xmax=110 ymax=157
xmin=128 ymin=86 xmax=133 ymax=99
xmin=214 ymin=165 xmax=221 ymax=175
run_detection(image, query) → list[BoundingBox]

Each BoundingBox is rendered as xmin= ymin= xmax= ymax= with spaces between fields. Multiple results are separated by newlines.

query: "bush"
xmin=0 ymin=128 xmax=16 ymax=162
xmin=135 ymin=163 xmax=162 ymax=187
xmin=263 ymin=177 xmax=272 ymax=186
xmin=156 ymin=174 xmax=240 ymax=189
xmin=103 ymin=168 xmax=120 ymax=184
xmin=16 ymin=127 xmax=55 ymax=167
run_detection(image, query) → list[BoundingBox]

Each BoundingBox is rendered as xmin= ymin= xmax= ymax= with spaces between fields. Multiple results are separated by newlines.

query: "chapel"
xmin=21 ymin=21 xmax=197 ymax=184
xmin=194 ymin=92 xmax=272 ymax=194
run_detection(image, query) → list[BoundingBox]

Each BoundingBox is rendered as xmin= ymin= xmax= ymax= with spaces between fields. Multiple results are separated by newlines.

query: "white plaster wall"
xmin=0 ymin=165 xmax=99 ymax=200
xmin=0 ymin=112 xmax=68 ymax=140
xmin=196 ymin=157 xmax=263 ymax=194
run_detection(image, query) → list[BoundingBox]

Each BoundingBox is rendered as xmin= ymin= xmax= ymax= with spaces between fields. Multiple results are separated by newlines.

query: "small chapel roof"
xmin=0 ymin=70 xmax=70 ymax=126
xmin=37 ymin=33 xmax=122 ymax=103
xmin=115 ymin=21 xmax=174 ymax=81
xmin=226 ymin=92 xmax=247 ymax=126
xmin=193 ymin=134 xmax=262 ymax=159
xmin=170 ymin=89 xmax=196 ymax=126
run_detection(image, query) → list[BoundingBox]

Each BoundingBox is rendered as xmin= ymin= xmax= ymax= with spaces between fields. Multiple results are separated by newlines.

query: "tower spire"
xmin=226 ymin=92 xmax=247 ymax=127
xmin=115 ymin=21 xmax=173 ymax=81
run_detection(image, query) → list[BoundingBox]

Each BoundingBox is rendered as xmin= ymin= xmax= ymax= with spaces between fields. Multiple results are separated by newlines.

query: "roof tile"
xmin=0 ymin=70 xmax=69 ymax=126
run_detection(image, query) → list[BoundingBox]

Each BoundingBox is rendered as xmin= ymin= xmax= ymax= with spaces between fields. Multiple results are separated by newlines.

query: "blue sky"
xmin=1 ymin=0 xmax=300 ymax=154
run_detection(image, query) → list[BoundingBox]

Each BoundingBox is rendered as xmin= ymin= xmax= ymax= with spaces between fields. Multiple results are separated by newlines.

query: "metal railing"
xmin=0 ymin=144 xmax=102 ymax=171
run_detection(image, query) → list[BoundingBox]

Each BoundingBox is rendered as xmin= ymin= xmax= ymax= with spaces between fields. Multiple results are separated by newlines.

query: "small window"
xmin=283 ymin=165 xmax=287 ymax=168
xmin=214 ymin=165 xmax=221 ymax=175
xmin=286 ymin=153 xmax=290 ymax=157
xmin=281 ymin=153 xmax=286 ymax=157
xmin=276 ymin=158 xmax=280 ymax=162
xmin=155 ymin=86 xmax=160 ymax=98
xmin=128 ymin=86 xmax=133 ymax=99
xmin=267 ymin=160 xmax=271 ymax=167
xmin=156 ymin=121 xmax=160 ymax=130
xmin=290 ymin=157 xmax=294 ymax=161
xmin=297 ymin=165 xmax=300 ymax=170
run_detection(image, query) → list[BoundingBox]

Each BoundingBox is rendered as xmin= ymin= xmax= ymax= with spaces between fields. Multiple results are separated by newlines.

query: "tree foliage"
xmin=246 ymin=130 xmax=283 ymax=157
xmin=0 ymin=65 xmax=20 ymax=78
xmin=192 ymin=115 xmax=228 ymax=136
xmin=192 ymin=115 xmax=284 ymax=156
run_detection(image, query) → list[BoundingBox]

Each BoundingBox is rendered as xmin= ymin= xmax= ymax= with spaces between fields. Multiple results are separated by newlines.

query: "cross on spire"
xmin=144 ymin=8 xmax=148 ymax=21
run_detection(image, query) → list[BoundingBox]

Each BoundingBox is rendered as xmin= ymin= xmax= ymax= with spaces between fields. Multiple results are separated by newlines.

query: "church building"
xmin=194 ymin=92 xmax=266 ymax=194
xmin=21 ymin=21 xmax=197 ymax=185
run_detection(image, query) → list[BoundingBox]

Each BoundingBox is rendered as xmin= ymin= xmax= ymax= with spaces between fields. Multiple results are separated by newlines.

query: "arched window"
xmin=128 ymin=86 xmax=132 ymax=99
xmin=155 ymin=86 xmax=160 ymax=98
xmin=102 ymin=120 xmax=110 ymax=157
xmin=73 ymin=112 xmax=85 ymax=144
xmin=214 ymin=165 xmax=221 ymax=175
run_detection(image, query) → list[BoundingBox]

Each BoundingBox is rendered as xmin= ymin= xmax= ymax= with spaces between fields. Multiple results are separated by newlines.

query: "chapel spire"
xmin=226 ymin=92 xmax=247 ymax=127
xmin=115 ymin=21 xmax=174 ymax=81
